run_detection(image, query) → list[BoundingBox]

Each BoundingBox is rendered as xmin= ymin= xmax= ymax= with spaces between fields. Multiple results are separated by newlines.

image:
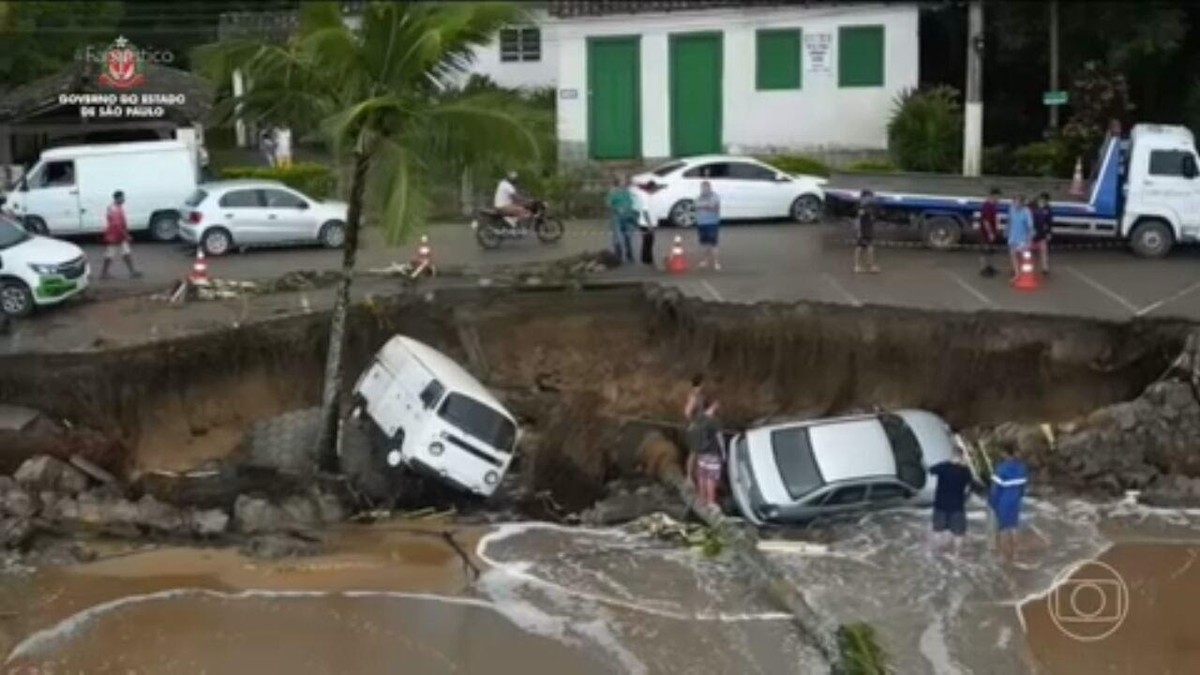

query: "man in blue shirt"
xmin=1006 ymin=195 xmax=1034 ymax=282
xmin=989 ymin=449 xmax=1029 ymax=564
xmin=929 ymin=445 xmax=980 ymax=553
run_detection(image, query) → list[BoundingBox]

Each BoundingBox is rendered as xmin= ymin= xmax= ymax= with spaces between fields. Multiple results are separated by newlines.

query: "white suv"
xmin=0 ymin=214 xmax=89 ymax=317
xmin=179 ymin=180 xmax=349 ymax=256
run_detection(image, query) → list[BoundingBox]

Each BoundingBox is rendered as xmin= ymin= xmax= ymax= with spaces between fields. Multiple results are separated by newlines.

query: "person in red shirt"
xmin=101 ymin=190 xmax=141 ymax=279
xmin=978 ymin=188 xmax=1001 ymax=277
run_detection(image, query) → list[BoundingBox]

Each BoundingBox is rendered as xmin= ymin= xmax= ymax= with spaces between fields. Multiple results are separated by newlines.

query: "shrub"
xmin=845 ymin=159 xmax=898 ymax=174
xmin=887 ymin=85 xmax=963 ymax=173
xmin=219 ymin=163 xmax=337 ymax=199
xmin=757 ymin=155 xmax=831 ymax=178
xmin=983 ymin=145 xmax=1015 ymax=176
xmin=1011 ymin=140 xmax=1073 ymax=178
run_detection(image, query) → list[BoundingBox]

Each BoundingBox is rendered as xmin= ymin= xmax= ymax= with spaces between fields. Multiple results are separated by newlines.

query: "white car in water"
xmin=179 ymin=180 xmax=349 ymax=256
xmin=631 ymin=155 xmax=827 ymax=227
xmin=0 ymin=214 xmax=89 ymax=317
xmin=727 ymin=409 xmax=957 ymax=525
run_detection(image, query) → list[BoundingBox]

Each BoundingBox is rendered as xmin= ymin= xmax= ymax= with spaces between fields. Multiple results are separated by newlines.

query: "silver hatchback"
xmin=179 ymin=180 xmax=349 ymax=256
xmin=727 ymin=410 xmax=957 ymax=525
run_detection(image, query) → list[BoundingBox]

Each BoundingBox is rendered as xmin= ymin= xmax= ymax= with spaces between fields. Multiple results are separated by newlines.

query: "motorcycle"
xmin=471 ymin=200 xmax=565 ymax=250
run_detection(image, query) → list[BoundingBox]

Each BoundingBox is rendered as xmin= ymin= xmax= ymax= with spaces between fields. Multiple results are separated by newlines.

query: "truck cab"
xmin=1121 ymin=124 xmax=1200 ymax=257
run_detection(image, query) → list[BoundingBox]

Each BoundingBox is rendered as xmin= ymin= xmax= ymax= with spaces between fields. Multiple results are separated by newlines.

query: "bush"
xmin=1011 ymin=140 xmax=1073 ymax=178
xmin=757 ymin=155 xmax=831 ymax=178
xmin=219 ymin=163 xmax=337 ymax=199
xmin=887 ymin=86 xmax=963 ymax=172
xmin=983 ymin=145 xmax=1015 ymax=176
xmin=845 ymin=159 xmax=898 ymax=174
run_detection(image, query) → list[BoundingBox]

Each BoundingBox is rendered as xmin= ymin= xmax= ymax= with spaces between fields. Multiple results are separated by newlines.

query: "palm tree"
xmin=196 ymin=2 xmax=545 ymax=468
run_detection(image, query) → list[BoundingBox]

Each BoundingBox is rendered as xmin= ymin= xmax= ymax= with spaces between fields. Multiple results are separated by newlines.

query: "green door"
xmin=670 ymin=33 xmax=723 ymax=157
xmin=588 ymin=37 xmax=640 ymax=160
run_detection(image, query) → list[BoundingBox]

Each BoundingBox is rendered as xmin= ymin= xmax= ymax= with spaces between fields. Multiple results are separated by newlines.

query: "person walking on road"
xmin=1006 ymin=195 xmax=1034 ymax=282
xmin=606 ymin=174 xmax=636 ymax=264
xmin=928 ymin=445 xmax=979 ymax=553
xmin=1032 ymin=192 xmax=1053 ymax=276
xmin=695 ymin=181 xmax=722 ymax=271
xmin=854 ymin=189 xmax=880 ymax=274
xmin=990 ymin=449 xmax=1029 ymax=564
xmin=101 ymin=191 xmax=141 ymax=280
xmin=978 ymin=188 xmax=1001 ymax=277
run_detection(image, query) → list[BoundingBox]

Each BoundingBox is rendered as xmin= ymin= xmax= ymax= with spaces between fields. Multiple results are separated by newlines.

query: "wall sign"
xmin=805 ymin=32 xmax=833 ymax=74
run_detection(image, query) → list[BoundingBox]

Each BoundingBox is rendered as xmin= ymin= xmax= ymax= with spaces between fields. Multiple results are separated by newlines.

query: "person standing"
xmin=1006 ymin=195 xmax=1034 ymax=282
xmin=1032 ymin=192 xmax=1053 ymax=275
xmin=854 ymin=189 xmax=880 ymax=274
xmin=259 ymin=126 xmax=278 ymax=168
xmin=978 ymin=188 xmax=1001 ymax=277
xmin=989 ymin=449 xmax=1029 ymax=564
xmin=695 ymin=181 xmax=721 ymax=270
xmin=606 ymin=175 xmax=635 ymax=264
xmin=686 ymin=400 xmax=723 ymax=509
xmin=101 ymin=191 xmax=141 ymax=280
xmin=632 ymin=181 xmax=657 ymax=266
xmin=928 ymin=445 xmax=979 ymax=553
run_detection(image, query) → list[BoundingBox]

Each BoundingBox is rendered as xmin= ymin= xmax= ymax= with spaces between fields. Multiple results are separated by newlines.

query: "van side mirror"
xmin=1184 ymin=158 xmax=1198 ymax=179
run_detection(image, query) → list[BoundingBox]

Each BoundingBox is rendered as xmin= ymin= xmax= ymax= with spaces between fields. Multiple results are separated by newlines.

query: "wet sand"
xmin=1023 ymin=543 xmax=1200 ymax=675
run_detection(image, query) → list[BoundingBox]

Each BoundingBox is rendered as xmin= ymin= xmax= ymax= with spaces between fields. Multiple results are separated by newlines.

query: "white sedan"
xmin=632 ymin=155 xmax=826 ymax=227
xmin=179 ymin=180 xmax=349 ymax=256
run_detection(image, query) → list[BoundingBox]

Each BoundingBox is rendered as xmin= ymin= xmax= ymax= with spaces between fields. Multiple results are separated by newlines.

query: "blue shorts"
xmin=1008 ymin=239 xmax=1028 ymax=252
xmin=697 ymin=225 xmax=719 ymax=246
xmin=932 ymin=509 xmax=967 ymax=536
xmin=993 ymin=501 xmax=1022 ymax=531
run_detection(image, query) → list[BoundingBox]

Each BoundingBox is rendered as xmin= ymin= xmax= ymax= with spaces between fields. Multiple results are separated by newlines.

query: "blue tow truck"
xmin=825 ymin=124 xmax=1200 ymax=258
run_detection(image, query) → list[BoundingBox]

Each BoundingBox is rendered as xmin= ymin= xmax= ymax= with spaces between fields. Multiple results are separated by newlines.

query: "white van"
xmin=4 ymin=140 xmax=198 ymax=241
xmin=351 ymin=335 xmax=520 ymax=498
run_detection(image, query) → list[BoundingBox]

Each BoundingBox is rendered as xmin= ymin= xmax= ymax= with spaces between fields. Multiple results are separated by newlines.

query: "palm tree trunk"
xmin=316 ymin=150 xmax=370 ymax=471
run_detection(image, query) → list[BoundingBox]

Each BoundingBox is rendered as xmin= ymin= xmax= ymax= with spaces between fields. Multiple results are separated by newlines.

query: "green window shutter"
xmin=838 ymin=25 xmax=885 ymax=87
xmin=756 ymin=29 xmax=801 ymax=90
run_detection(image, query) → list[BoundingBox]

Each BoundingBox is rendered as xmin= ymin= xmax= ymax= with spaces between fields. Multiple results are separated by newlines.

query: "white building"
xmin=546 ymin=1 xmax=920 ymax=163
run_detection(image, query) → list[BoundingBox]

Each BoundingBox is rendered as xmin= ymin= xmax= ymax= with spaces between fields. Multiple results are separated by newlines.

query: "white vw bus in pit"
xmin=351 ymin=335 xmax=519 ymax=498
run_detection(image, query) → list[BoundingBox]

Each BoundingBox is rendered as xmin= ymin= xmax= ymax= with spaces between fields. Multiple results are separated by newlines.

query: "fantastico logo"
xmin=76 ymin=36 xmax=175 ymax=91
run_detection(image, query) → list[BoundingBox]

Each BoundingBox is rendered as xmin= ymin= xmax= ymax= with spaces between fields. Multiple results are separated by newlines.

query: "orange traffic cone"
xmin=409 ymin=234 xmax=436 ymax=277
xmin=189 ymin=248 xmax=210 ymax=286
xmin=667 ymin=235 xmax=688 ymax=275
xmin=1069 ymin=157 xmax=1085 ymax=196
xmin=1012 ymin=248 xmax=1041 ymax=292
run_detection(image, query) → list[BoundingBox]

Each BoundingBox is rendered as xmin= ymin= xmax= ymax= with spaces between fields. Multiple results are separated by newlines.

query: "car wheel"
xmin=22 ymin=216 xmax=48 ymax=236
xmin=201 ymin=228 xmax=233 ymax=256
xmin=1129 ymin=219 xmax=1173 ymax=258
xmin=319 ymin=220 xmax=346 ymax=248
xmin=149 ymin=212 xmax=180 ymax=242
xmin=790 ymin=194 xmax=823 ymax=224
xmin=922 ymin=216 xmax=962 ymax=250
xmin=669 ymin=200 xmax=696 ymax=228
xmin=0 ymin=279 xmax=35 ymax=318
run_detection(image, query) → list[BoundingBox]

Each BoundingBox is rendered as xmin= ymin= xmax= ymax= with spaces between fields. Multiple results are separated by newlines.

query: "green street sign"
xmin=1043 ymin=91 xmax=1069 ymax=106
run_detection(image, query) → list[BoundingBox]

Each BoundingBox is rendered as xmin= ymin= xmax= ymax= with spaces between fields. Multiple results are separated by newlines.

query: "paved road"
xmin=70 ymin=218 xmax=1200 ymax=323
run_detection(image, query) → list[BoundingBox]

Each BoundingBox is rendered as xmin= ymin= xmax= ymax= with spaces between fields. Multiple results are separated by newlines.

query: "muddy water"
xmin=4 ymin=500 xmax=1197 ymax=674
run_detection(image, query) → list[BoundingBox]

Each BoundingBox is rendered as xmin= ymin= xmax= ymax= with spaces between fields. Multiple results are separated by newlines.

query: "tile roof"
xmin=547 ymin=1 xmax=807 ymax=18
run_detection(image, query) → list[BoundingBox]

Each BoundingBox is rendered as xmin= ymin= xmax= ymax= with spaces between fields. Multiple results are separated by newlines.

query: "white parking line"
xmin=822 ymin=273 xmax=862 ymax=307
xmin=700 ymin=280 xmax=724 ymax=302
xmin=945 ymin=271 xmax=994 ymax=307
xmin=1064 ymin=266 xmax=1139 ymax=314
xmin=1136 ymin=279 xmax=1200 ymax=317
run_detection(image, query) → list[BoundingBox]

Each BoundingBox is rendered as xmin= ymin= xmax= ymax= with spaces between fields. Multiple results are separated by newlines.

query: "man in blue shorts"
xmin=989 ymin=449 xmax=1029 ymax=563
xmin=929 ymin=445 xmax=979 ymax=553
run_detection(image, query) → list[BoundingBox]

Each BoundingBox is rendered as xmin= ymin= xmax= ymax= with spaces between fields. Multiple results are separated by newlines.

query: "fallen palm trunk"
xmin=647 ymin=433 xmax=842 ymax=669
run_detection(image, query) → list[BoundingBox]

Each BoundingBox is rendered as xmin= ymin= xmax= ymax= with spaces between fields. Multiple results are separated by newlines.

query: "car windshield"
xmin=651 ymin=161 xmax=685 ymax=177
xmin=438 ymin=393 xmax=517 ymax=453
xmin=184 ymin=189 xmax=208 ymax=207
xmin=770 ymin=427 xmax=824 ymax=500
xmin=879 ymin=414 xmax=927 ymax=490
xmin=0 ymin=217 xmax=31 ymax=249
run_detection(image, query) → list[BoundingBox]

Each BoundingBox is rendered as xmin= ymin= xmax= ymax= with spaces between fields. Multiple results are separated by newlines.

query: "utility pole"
xmin=1049 ymin=0 xmax=1060 ymax=134
xmin=963 ymin=0 xmax=984 ymax=176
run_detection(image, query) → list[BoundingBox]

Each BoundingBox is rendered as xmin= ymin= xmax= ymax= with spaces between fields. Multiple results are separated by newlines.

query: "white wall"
xmin=462 ymin=31 xmax=559 ymax=90
xmin=555 ymin=3 xmax=919 ymax=159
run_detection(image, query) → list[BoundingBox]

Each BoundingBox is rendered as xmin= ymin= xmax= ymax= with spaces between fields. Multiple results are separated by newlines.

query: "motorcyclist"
xmin=494 ymin=170 xmax=532 ymax=226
